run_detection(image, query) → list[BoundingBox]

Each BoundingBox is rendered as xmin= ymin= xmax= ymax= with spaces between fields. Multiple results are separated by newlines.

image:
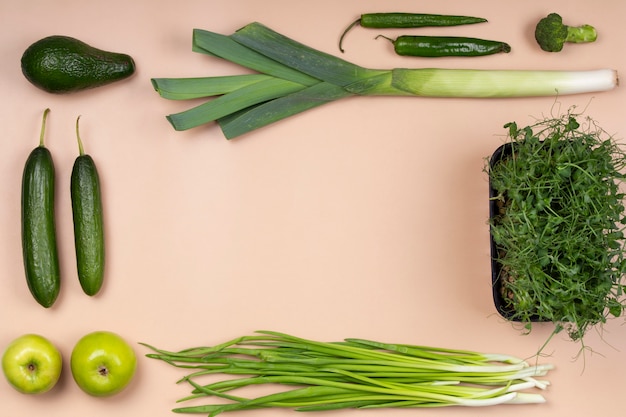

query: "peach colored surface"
xmin=1 ymin=0 xmax=625 ymax=416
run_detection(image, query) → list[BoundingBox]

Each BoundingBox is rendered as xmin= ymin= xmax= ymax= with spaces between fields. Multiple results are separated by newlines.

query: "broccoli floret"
xmin=534 ymin=13 xmax=597 ymax=52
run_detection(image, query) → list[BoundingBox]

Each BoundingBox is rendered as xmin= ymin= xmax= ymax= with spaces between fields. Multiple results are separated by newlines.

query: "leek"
xmin=152 ymin=22 xmax=618 ymax=139
xmin=142 ymin=330 xmax=554 ymax=415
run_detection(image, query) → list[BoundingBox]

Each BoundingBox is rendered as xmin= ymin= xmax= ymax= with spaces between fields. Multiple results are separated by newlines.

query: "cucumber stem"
xmin=75 ymin=115 xmax=85 ymax=156
xmin=39 ymin=108 xmax=50 ymax=147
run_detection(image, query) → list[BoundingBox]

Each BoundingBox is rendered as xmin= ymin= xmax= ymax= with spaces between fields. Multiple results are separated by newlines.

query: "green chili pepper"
xmin=378 ymin=35 xmax=511 ymax=57
xmin=339 ymin=12 xmax=488 ymax=52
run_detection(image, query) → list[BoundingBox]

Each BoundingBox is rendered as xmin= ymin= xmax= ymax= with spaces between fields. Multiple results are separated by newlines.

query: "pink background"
xmin=1 ymin=0 xmax=625 ymax=416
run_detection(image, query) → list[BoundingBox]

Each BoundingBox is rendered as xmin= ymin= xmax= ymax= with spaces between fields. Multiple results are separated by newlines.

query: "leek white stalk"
xmin=388 ymin=68 xmax=617 ymax=97
xmin=152 ymin=22 xmax=618 ymax=139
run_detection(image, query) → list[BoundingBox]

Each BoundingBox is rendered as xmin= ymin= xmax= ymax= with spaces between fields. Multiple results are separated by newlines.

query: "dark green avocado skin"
xmin=21 ymin=35 xmax=135 ymax=94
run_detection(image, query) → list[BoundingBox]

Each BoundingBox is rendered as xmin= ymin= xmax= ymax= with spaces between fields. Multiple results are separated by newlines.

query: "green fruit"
xmin=71 ymin=117 xmax=105 ymax=296
xmin=21 ymin=35 xmax=135 ymax=94
xmin=22 ymin=109 xmax=60 ymax=308
xmin=2 ymin=334 xmax=62 ymax=395
xmin=70 ymin=331 xmax=137 ymax=397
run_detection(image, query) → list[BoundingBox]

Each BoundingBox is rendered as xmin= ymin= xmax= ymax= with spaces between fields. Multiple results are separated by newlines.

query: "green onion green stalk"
xmin=152 ymin=22 xmax=618 ymax=139
xmin=142 ymin=330 xmax=554 ymax=415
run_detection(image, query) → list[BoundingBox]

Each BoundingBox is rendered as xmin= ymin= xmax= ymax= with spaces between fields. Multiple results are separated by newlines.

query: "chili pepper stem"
xmin=338 ymin=18 xmax=362 ymax=53
xmin=375 ymin=34 xmax=394 ymax=49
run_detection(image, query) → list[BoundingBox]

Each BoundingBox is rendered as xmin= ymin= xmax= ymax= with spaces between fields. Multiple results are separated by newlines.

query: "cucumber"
xmin=71 ymin=116 xmax=105 ymax=296
xmin=21 ymin=109 xmax=60 ymax=308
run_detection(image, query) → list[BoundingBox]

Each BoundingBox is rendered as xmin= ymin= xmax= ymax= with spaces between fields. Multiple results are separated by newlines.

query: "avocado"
xmin=21 ymin=35 xmax=136 ymax=94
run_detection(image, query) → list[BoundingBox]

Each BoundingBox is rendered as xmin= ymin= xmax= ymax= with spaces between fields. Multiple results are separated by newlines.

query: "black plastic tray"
xmin=488 ymin=143 xmax=516 ymax=320
xmin=488 ymin=143 xmax=545 ymax=322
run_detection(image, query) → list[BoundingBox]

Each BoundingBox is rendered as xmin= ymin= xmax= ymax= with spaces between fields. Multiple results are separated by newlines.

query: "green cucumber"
xmin=71 ymin=116 xmax=105 ymax=296
xmin=21 ymin=108 xmax=60 ymax=308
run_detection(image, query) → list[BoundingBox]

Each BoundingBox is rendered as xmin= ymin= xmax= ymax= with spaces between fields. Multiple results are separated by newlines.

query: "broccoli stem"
xmin=566 ymin=24 xmax=597 ymax=43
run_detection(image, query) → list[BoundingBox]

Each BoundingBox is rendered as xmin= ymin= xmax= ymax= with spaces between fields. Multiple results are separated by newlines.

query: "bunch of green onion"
xmin=151 ymin=22 xmax=618 ymax=139
xmin=142 ymin=331 xmax=554 ymax=415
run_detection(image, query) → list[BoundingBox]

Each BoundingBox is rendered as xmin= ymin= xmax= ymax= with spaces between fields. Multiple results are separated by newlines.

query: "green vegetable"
xmin=142 ymin=330 xmax=555 ymax=415
xmin=21 ymin=108 xmax=60 ymax=308
xmin=21 ymin=35 xmax=136 ymax=93
xmin=534 ymin=13 xmax=597 ymax=52
xmin=487 ymin=109 xmax=626 ymax=348
xmin=377 ymin=34 xmax=511 ymax=57
xmin=71 ymin=116 xmax=105 ymax=296
xmin=151 ymin=22 xmax=618 ymax=139
xmin=339 ymin=12 xmax=487 ymax=52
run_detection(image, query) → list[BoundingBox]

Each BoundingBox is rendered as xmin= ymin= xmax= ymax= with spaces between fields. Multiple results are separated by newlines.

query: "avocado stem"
xmin=39 ymin=108 xmax=50 ymax=147
xmin=75 ymin=115 xmax=85 ymax=156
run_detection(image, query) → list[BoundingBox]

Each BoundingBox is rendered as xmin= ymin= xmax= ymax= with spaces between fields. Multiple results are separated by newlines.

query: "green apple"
xmin=1 ymin=334 xmax=62 ymax=394
xmin=70 ymin=331 xmax=136 ymax=397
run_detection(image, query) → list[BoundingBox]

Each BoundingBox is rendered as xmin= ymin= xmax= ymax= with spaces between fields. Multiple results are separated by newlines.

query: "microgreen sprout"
xmin=488 ymin=108 xmax=626 ymax=351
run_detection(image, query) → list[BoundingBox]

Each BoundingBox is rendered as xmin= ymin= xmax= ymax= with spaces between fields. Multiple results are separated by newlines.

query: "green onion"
xmin=142 ymin=330 xmax=554 ymax=415
xmin=152 ymin=22 xmax=618 ymax=139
